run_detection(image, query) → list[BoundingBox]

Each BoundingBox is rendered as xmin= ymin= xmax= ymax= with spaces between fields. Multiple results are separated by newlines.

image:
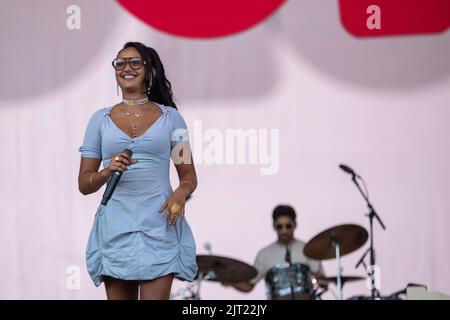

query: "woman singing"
xmin=78 ymin=42 xmax=198 ymax=300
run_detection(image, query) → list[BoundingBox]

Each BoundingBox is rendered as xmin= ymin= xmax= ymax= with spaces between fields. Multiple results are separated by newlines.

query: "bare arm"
xmin=159 ymin=141 xmax=198 ymax=225
xmin=78 ymin=152 xmax=136 ymax=195
xmin=174 ymin=163 xmax=197 ymax=197
xmin=78 ymin=157 xmax=108 ymax=195
xmin=228 ymin=281 xmax=255 ymax=293
xmin=173 ymin=141 xmax=198 ymax=195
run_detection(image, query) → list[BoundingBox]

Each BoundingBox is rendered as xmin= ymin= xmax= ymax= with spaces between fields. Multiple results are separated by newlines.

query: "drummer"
xmin=222 ymin=205 xmax=325 ymax=296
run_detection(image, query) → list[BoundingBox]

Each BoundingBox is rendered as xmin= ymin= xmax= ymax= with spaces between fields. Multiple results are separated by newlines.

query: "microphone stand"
xmin=351 ymin=174 xmax=386 ymax=299
xmin=285 ymin=246 xmax=296 ymax=300
xmin=355 ymin=246 xmax=369 ymax=271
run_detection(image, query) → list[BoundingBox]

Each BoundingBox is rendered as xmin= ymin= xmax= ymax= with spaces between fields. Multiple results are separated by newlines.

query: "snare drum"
xmin=265 ymin=262 xmax=317 ymax=300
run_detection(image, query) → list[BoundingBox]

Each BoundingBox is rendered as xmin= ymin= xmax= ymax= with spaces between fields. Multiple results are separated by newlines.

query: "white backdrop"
xmin=0 ymin=1 xmax=449 ymax=299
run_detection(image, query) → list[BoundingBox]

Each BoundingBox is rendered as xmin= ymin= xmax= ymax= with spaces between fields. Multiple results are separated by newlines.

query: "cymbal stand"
xmin=332 ymin=236 xmax=343 ymax=300
xmin=176 ymin=271 xmax=214 ymax=300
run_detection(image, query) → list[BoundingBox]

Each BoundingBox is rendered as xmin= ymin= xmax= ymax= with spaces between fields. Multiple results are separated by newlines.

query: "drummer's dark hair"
xmin=272 ymin=205 xmax=296 ymax=222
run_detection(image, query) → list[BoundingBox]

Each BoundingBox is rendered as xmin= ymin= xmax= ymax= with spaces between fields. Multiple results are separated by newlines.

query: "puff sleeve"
xmin=169 ymin=108 xmax=190 ymax=150
xmin=78 ymin=109 xmax=104 ymax=159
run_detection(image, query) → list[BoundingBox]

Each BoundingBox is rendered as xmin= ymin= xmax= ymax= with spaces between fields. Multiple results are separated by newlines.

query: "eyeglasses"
xmin=112 ymin=57 xmax=146 ymax=70
xmin=275 ymin=223 xmax=293 ymax=230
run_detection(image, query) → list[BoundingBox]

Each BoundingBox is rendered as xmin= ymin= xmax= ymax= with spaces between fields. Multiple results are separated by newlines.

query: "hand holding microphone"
xmin=101 ymin=149 xmax=137 ymax=205
xmin=105 ymin=150 xmax=137 ymax=175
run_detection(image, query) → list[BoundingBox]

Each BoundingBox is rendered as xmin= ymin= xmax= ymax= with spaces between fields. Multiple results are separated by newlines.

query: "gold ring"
xmin=115 ymin=156 xmax=120 ymax=161
xmin=170 ymin=203 xmax=182 ymax=215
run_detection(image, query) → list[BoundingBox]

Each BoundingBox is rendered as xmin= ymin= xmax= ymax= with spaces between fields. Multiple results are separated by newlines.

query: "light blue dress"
xmin=78 ymin=102 xmax=197 ymax=287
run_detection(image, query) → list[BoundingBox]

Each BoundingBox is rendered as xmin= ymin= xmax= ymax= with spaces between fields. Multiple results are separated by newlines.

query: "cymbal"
xmin=319 ymin=275 xmax=366 ymax=286
xmin=303 ymin=224 xmax=368 ymax=260
xmin=196 ymin=255 xmax=257 ymax=283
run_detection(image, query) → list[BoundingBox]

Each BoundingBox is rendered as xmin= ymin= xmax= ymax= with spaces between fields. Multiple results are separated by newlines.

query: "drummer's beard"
xmin=278 ymin=233 xmax=294 ymax=244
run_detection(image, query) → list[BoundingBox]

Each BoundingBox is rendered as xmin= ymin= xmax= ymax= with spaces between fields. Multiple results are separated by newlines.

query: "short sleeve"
xmin=249 ymin=251 xmax=266 ymax=285
xmin=169 ymin=108 xmax=190 ymax=149
xmin=78 ymin=109 xmax=104 ymax=159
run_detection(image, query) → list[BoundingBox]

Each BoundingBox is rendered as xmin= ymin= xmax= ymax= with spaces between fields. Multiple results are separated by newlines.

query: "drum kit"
xmin=171 ymin=223 xmax=377 ymax=300
xmin=171 ymin=165 xmax=400 ymax=300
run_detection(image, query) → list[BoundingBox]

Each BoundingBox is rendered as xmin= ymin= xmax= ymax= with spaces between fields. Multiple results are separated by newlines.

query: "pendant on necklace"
xmin=125 ymin=112 xmax=140 ymax=117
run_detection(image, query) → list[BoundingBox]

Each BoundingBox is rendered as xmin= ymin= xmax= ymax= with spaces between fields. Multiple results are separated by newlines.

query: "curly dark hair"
xmin=118 ymin=42 xmax=177 ymax=109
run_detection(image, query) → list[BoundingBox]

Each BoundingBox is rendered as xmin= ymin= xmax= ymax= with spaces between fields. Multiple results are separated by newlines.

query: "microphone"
xmin=339 ymin=164 xmax=360 ymax=178
xmin=101 ymin=148 xmax=133 ymax=206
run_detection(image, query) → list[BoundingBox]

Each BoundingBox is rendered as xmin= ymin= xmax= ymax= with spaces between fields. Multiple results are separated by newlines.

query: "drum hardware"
xmin=347 ymin=287 xmax=405 ymax=300
xmin=318 ymin=275 xmax=366 ymax=287
xmin=195 ymin=255 xmax=258 ymax=283
xmin=171 ymin=254 xmax=256 ymax=300
xmin=304 ymin=224 xmax=368 ymax=300
xmin=265 ymin=262 xmax=319 ymax=300
xmin=170 ymin=270 xmax=216 ymax=300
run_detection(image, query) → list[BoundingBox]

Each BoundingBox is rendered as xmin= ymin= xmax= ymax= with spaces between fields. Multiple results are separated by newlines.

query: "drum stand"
xmin=332 ymin=237 xmax=343 ymax=300
xmin=307 ymin=268 xmax=322 ymax=300
xmin=289 ymin=275 xmax=296 ymax=300
xmin=193 ymin=271 xmax=215 ymax=300
xmin=172 ymin=271 xmax=215 ymax=300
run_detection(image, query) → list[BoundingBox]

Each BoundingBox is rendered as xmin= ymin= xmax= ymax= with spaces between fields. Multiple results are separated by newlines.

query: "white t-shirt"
xmin=249 ymin=239 xmax=323 ymax=285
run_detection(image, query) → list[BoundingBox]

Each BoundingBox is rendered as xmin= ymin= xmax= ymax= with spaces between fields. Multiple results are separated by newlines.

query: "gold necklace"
xmin=122 ymin=107 xmax=142 ymax=137
xmin=124 ymin=112 xmax=141 ymax=138
xmin=122 ymin=96 xmax=149 ymax=105
xmin=123 ymin=98 xmax=147 ymax=117
xmin=125 ymin=111 xmax=141 ymax=118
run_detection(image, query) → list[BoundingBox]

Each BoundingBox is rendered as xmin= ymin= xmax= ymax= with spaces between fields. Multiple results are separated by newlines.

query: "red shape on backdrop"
xmin=339 ymin=0 xmax=450 ymax=37
xmin=116 ymin=0 xmax=285 ymax=38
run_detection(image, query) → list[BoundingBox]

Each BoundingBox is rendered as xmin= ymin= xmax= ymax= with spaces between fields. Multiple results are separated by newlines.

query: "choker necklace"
xmin=122 ymin=97 xmax=149 ymax=105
